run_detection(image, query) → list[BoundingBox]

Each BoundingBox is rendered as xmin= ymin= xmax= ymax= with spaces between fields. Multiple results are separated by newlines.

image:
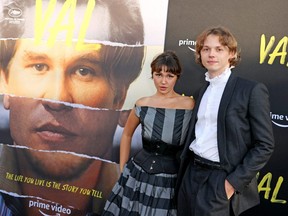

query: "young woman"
xmin=102 ymin=51 xmax=194 ymax=216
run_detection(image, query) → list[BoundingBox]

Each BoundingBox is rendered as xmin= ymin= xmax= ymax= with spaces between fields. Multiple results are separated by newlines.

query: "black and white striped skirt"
xmin=102 ymin=159 xmax=177 ymax=216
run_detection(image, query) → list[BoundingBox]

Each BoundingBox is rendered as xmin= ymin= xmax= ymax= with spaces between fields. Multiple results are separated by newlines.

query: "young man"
xmin=177 ymin=26 xmax=274 ymax=216
xmin=0 ymin=0 xmax=145 ymax=215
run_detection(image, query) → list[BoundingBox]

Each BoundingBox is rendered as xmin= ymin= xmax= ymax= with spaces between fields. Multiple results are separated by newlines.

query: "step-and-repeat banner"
xmin=0 ymin=0 xmax=287 ymax=215
xmin=164 ymin=0 xmax=288 ymax=215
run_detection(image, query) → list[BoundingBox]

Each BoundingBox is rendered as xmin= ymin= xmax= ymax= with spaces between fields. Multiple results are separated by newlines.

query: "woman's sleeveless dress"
xmin=102 ymin=106 xmax=192 ymax=216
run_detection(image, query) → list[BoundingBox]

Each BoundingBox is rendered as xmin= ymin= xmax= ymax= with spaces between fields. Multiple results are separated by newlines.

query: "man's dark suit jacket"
xmin=177 ymin=72 xmax=275 ymax=215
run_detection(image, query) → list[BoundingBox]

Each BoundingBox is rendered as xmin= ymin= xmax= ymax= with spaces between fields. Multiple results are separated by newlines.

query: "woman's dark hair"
xmin=150 ymin=50 xmax=182 ymax=79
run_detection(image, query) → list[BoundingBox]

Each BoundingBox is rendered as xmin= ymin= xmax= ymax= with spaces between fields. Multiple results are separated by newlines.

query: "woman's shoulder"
xmin=135 ymin=96 xmax=151 ymax=107
xmin=135 ymin=95 xmax=194 ymax=110
xmin=176 ymin=95 xmax=195 ymax=110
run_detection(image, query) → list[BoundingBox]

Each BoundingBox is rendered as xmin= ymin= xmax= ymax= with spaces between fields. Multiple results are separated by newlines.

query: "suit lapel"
xmin=192 ymin=82 xmax=209 ymax=126
xmin=217 ymin=73 xmax=238 ymax=159
xmin=183 ymin=81 xmax=209 ymax=153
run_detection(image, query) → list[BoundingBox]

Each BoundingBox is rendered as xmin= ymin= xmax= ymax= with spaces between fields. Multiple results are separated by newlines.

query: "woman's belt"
xmin=133 ymin=138 xmax=182 ymax=174
xmin=142 ymin=137 xmax=182 ymax=156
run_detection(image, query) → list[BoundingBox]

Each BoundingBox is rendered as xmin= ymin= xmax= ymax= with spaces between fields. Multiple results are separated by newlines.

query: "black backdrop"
xmin=164 ymin=0 xmax=288 ymax=215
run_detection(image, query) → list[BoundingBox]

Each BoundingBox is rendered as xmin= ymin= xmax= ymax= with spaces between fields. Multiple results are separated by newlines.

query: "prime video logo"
xmin=179 ymin=39 xmax=196 ymax=52
xmin=270 ymin=112 xmax=288 ymax=127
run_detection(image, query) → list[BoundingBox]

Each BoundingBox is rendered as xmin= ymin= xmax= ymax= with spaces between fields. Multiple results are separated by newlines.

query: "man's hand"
xmin=225 ymin=179 xmax=235 ymax=199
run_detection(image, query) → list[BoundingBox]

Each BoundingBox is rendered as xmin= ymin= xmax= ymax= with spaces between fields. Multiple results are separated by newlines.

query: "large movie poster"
xmin=164 ymin=0 xmax=288 ymax=215
xmin=0 ymin=0 xmax=169 ymax=215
